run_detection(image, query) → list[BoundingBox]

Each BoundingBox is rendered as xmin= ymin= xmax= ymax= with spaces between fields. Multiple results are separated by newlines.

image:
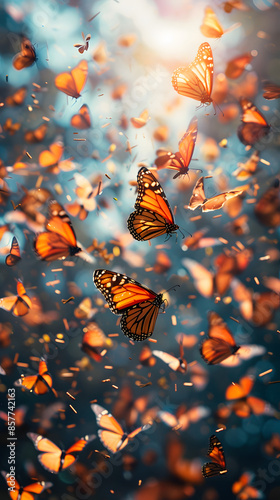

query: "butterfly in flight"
xmin=27 ymin=433 xmax=95 ymax=473
xmin=1 ymin=471 xmax=52 ymax=500
xmin=24 ymin=123 xmax=48 ymax=143
xmin=5 ymin=236 xmax=21 ymax=267
xmin=70 ymin=104 xmax=91 ymax=129
xmin=262 ymin=81 xmax=280 ymax=100
xmin=0 ymin=280 xmax=31 ymax=317
xmin=225 ymin=53 xmax=253 ymax=80
xmin=34 ymin=200 xmax=82 ymax=261
xmin=238 ymin=98 xmax=270 ymax=146
xmin=202 ymin=435 xmax=227 ymax=477
xmin=6 ymin=86 xmax=27 ymax=106
xmin=186 ymin=176 xmax=247 ymax=212
xmin=200 ymin=6 xmax=240 ymax=39
xmin=155 ymin=117 xmax=198 ymax=179
xmin=225 ymin=374 xmax=277 ymax=418
xmin=12 ymin=38 xmax=37 ymax=70
xmin=127 ymin=167 xmax=179 ymax=241
xmin=153 ymin=338 xmax=187 ymax=373
xmin=91 ymin=404 xmax=151 ymax=454
xmin=81 ymin=322 xmax=113 ymax=362
xmin=172 ymin=43 xmax=214 ymax=107
xmin=200 ymin=312 xmax=240 ymax=365
xmin=74 ymin=32 xmax=91 ymax=54
xmin=14 ymin=358 xmax=55 ymax=395
xmin=93 ymin=269 xmax=164 ymax=341
xmin=55 ymin=60 xmax=88 ymax=99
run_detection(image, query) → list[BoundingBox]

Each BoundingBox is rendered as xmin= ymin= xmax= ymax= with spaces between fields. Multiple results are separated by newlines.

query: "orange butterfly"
xmin=14 ymin=358 xmax=54 ymax=395
xmin=38 ymin=141 xmax=74 ymax=172
xmin=6 ymin=86 xmax=27 ymax=106
xmin=24 ymin=123 xmax=48 ymax=143
xmin=74 ymin=297 xmax=97 ymax=320
xmin=1 ymin=471 xmax=52 ymax=500
xmin=200 ymin=312 xmax=240 ymax=365
xmin=233 ymin=150 xmax=260 ymax=180
xmin=155 ymin=117 xmax=198 ymax=179
xmin=127 ymin=167 xmax=179 ymax=241
xmin=232 ymin=472 xmax=263 ymax=500
xmin=225 ymin=375 xmax=276 ymax=418
xmin=186 ymin=176 xmax=247 ymax=212
xmin=81 ymin=322 xmax=113 ymax=362
xmin=254 ymin=179 xmax=280 ymax=228
xmin=91 ymin=403 xmax=151 ymax=454
xmin=65 ymin=173 xmax=99 ymax=221
xmin=130 ymin=109 xmax=149 ymax=128
xmin=222 ymin=0 xmax=249 ymax=12
xmin=93 ymin=269 xmax=164 ymax=341
xmin=200 ymin=7 xmax=239 ymax=39
xmin=153 ymin=339 xmax=187 ymax=373
xmin=0 ymin=280 xmax=31 ymax=317
xmin=172 ymin=43 xmax=214 ymax=106
xmin=12 ymin=38 xmax=37 ymax=70
xmin=3 ymin=118 xmax=21 ymax=135
xmin=263 ymin=81 xmax=280 ymax=100
xmin=34 ymin=200 xmax=82 ymax=261
xmin=238 ymin=98 xmax=270 ymax=146
xmin=202 ymin=435 xmax=227 ymax=477
xmin=5 ymin=236 xmax=21 ymax=267
xmin=55 ymin=60 xmax=88 ymax=98
xmin=70 ymin=104 xmax=91 ymax=129
xmin=27 ymin=433 xmax=95 ymax=473
xmin=225 ymin=53 xmax=253 ymax=79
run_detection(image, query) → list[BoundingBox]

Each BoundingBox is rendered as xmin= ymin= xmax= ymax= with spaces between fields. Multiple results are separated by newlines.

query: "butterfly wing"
xmin=55 ymin=60 xmax=88 ymax=98
xmin=183 ymin=258 xmax=214 ymax=298
xmin=238 ymin=98 xmax=270 ymax=145
xmin=171 ymin=116 xmax=198 ymax=178
xmin=200 ymin=312 xmax=239 ymax=365
xmin=63 ymin=435 xmax=95 ymax=470
xmin=1 ymin=471 xmax=20 ymax=500
xmin=27 ymin=433 xmax=62 ymax=473
xmin=187 ymin=177 xmax=206 ymax=210
xmin=70 ymin=104 xmax=91 ymax=129
xmin=172 ymin=43 xmax=213 ymax=104
xmin=225 ymin=53 xmax=252 ymax=79
xmin=13 ymin=40 xmax=36 ymax=70
xmin=202 ymin=435 xmax=227 ymax=477
xmin=19 ymin=482 xmax=53 ymax=500
xmin=263 ymin=81 xmax=280 ymax=100
xmin=91 ymin=404 xmax=124 ymax=453
xmin=200 ymin=7 xmax=224 ymax=38
xmin=152 ymin=350 xmax=180 ymax=371
xmin=5 ymin=237 xmax=21 ymax=266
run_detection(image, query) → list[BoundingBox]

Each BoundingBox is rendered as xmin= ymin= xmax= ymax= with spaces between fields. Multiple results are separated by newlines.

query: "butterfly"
xmin=65 ymin=173 xmax=99 ymax=221
xmin=200 ymin=312 xmax=240 ymax=365
xmin=74 ymin=32 xmax=91 ymax=53
xmin=186 ymin=176 xmax=247 ymax=212
xmin=55 ymin=60 xmax=88 ymax=98
xmin=232 ymin=472 xmax=264 ymax=500
xmin=91 ymin=403 xmax=151 ymax=454
xmin=225 ymin=53 xmax=253 ymax=79
xmin=93 ymin=269 xmax=164 ymax=341
xmin=200 ymin=6 xmax=240 ymax=39
xmin=34 ymin=200 xmax=82 ymax=261
xmin=155 ymin=117 xmax=198 ymax=179
xmin=3 ymin=118 xmax=21 ymax=135
xmin=74 ymin=297 xmax=97 ymax=320
xmin=233 ymin=150 xmax=260 ymax=180
xmin=27 ymin=433 xmax=95 ymax=473
xmin=263 ymin=81 xmax=280 ymax=100
xmin=172 ymin=43 xmax=214 ymax=106
xmin=130 ymin=109 xmax=149 ymax=128
xmin=24 ymin=123 xmax=48 ymax=143
xmin=38 ymin=142 xmax=74 ymax=173
xmin=225 ymin=375 xmax=277 ymax=418
xmin=14 ymin=358 xmax=54 ymax=395
xmin=1 ymin=471 xmax=52 ymax=500
xmin=81 ymin=322 xmax=113 ymax=362
xmin=222 ymin=0 xmax=249 ymax=12
xmin=70 ymin=104 xmax=91 ymax=129
xmin=6 ymin=86 xmax=27 ymax=106
xmin=0 ymin=280 xmax=31 ymax=317
xmin=5 ymin=237 xmax=21 ymax=267
xmin=12 ymin=38 xmax=37 ymax=70
xmin=238 ymin=98 xmax=270 ymax=146
xmin=202 ymin=435 xmax=227 ymax=477
xmin=127 ymin=167 xmax=179 ymax=241
xmin=153 ymin=339 xmax=187 ymax=373
xmin=254 ymin=179 xmax=280 ymax=228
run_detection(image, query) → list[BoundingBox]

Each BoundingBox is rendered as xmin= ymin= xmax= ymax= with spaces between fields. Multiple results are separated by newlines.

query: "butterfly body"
xmin=202 ymin=435 xmax=227 ymax=477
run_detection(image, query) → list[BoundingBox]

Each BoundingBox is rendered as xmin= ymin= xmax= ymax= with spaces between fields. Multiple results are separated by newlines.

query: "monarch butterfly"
xmin=139 ymin=344 xmax=156 ymax=367
xmin=158 ymin=405 xmax=210 ymax=431
xmin=24 ymin=123 xmax=48 ymax=143
xmin=127 ymin=167 xmax=179 ymax=241
xmin=225 ymin=375 xmax=276 ymax=418
xmin=172 ymin=43 xmax=214 ymax=106
xmin=91 ymin=403 xmax=151 ymax=454
xmin=155 ymin=117 xmax=198 ymax=179
xmin=6 ymin=86 xmax=27 ymax=106
xmin=1 ymin=471 xmax=52 ymax=500
xmin=202 ymin=435 xmax=227 ymax=477
xmin=93 ymin=269 xmax=164 ymax=341
xmin=200 ymin=312 xmax=240 ymax=365
xmin=0 ymin=280 xmax=31 ymax=317
xmin=187 ymin=177 xmax=248 ymax=212
xmin=200 ymin=6 xmax=240 ymax=39
xmin=70 ymin=104 xmax=91 ymax=129
xmin=55 ymin=60 xmax=88 ymax=99
xmin=263 ymin=81 xmax=280 ymax=100
xmin=5 ymin=237 xmax=21 ymax=267
xmin=232 ymin=472 xmax=264 ymax=500
xmin=12 ymin=38 xmax=37 ymax=70
xmin=81 ymin=322 xmax=113 ymax=362
xmin=254 ymin=179 xmax=280 ymax=228
xmin=34 ymin=200 xmax=82 ymax=261
xmin=225 ymin=53 xmax=253 ymax=80
xmin=153 ymin=339 xmax=187 ymax=373
xmin=238 ymin=98 xmax=270 ymax=146
xmin=27 ymin=433 xmax=95 ymax=473
xmin=14 ymin=358 xmax=54 ymax=395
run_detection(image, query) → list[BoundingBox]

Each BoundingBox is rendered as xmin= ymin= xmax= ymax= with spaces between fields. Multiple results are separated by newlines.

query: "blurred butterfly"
xmin=225 ymin=375 xmax=277 ymax=418
xmin=263 ymin=81 xmax=280 ymax=100
xmin=222 ymin=0 xmax=249 ymax=12
xmin=3 ymin=118 xmax=21 ymax=135
xmin=200 ymin=312 xmax=240 ymax=365
xmin=34 ymin=200 xmax=82 ymax=261
xmin=91 ymin=403 xmax=151 ymax=454
xmin=254 ymin=179 xmax=280 ymax=228
xmin=24 ymin=123 xmax=48 ymax=143
xmin=93 ymin=269 xmax=164 ymax=341
xmin=14 ymin=358 xmax=54 ymax=395
xmin=27 ymin=432 xmax=95 ymax=473
xmin=5 ymin=236 xmax=21 ymax=266
xmin=74 ymin=33 xmax=91 ymax=53
xmin=38 ymin=141 xmax=75 ymax=173
xmin=172 ymin=43 xmax=214 ymax=106
xmin=232 ymin=471 xmax=264 ymax=500
xmin=12 ymin=38 xmax=37 ymax=70
xmin=5 ymin=86 xmax=27 ymax=106
xmin=74 ymin=297 xmax=97 ymax=320
xmin=70 ymin=104 xmax=91 ymax=129
xmin=127 ymin=167 xmax=179 ymax=241
xmin=153 ymin=339 xmax=187 ymax=373
xmin=65 ymin=173 xmax=99 ymax=221
xmin=139 ymin=344 xmax=156 ymax=367
xmin=118 ymin=33 xmax=137 ymax=47
xmin=0 ymin=280 xmax=31 ymax=317
xmin=81 ymin=322 xmax=113 ymax=362
xmin=186 ymin=176 xmax=247 ymax=212
xmin=1 ymin=471 xmax=52 ymax=500
xmin=233 ymin=150 xmax=260 ymax=180
xmin=155 ymin=117 xmax=198 ymax=179
xmin=225 ymin=53 xmax=253 ymax=79
xmin=202 ymin=435 xmax=227 ymax=477
xmin=158 ymin=405 xmax=210 ymax=431
xmin=238 ymin=98 xmax=270 ymax=146
xmin=200 ymin=6 xmax=240 ymax=38
xmin=55 ymin=60 xmax=88 ymax=98
xmin=0 ymin=405 xmax=27 ymax=427
xmin=19 ymin=187 xmax=51 ymax=228
xmin=182 ymin=228 xmax=221 ymax=251
xmin=130 ymin=109 xmax=149 ymax=128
